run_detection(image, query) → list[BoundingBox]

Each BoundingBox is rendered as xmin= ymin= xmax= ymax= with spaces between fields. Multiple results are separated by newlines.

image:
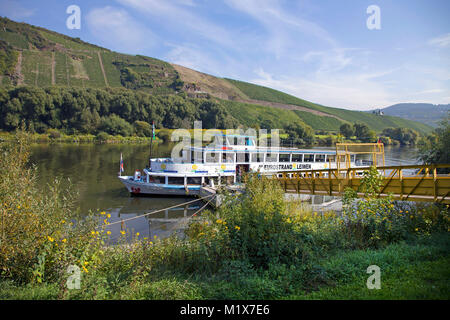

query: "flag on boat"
xmin=152 ymin=121 xmax=155 ymax=140
xmin=119 ymin=153 xmax=124 ymax=175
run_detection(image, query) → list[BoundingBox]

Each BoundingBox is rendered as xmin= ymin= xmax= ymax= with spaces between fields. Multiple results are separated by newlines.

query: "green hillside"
xmin=0 ymin=17 xmax=180 ymax=93
xmin=0 ymin=16 xmax=433 ymax=135
xmin=225 ymin=78 xmax=432 ymax=134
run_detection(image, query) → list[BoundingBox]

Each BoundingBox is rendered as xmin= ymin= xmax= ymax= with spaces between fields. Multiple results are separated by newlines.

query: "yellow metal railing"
xmin=273 ymin=164 xmax=450 ymax=204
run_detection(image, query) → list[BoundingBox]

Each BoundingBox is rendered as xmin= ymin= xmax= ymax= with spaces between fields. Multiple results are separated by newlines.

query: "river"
xmin=29 ymin=143 xmax=419 ymax=242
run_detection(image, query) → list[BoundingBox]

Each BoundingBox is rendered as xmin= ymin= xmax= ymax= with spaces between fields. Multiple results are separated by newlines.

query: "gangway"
xmin=274 ymin=163 xmax=450 ymax=204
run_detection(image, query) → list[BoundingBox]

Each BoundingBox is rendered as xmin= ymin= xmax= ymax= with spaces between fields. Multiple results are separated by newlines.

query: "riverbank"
xmin=0 ymin=131 xmax=448 ymax=300
xmin=0 ymin=130 xmax=163 ymax=144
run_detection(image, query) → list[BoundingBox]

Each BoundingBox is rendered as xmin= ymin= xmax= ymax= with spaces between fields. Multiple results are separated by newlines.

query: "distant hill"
xmin=370 ymin=103 xmax=449 ymax=127
xmin=0 ymin=16 xmax=433 ymax=134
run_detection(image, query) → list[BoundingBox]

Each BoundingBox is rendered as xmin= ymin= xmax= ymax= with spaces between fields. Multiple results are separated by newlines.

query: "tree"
xmin=339 ymin=123 xmax=354 ymax=138
xmin=382 ymin=127 xmax=418 ymax=145
xmin=418 ymin=119 xmax=449 ymax=172
xmin=133 ymin=121 xmax=152 ymax=137
xmin=353 ymin=123 xmax=373 ymax=142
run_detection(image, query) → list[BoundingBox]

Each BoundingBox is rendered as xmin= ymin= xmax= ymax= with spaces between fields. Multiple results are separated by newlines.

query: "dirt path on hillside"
xmin=171 ymin=63 xmax=344 ymax=121
xmin=97 ymin=51 xmax=109 ymax=87
xmin=51 ymin=51 xmax=55 ymax=85
xmin=236 ymin=98 xmax=344 ymax=121
xmin=13 ymin=51 xmax=24 ymax=85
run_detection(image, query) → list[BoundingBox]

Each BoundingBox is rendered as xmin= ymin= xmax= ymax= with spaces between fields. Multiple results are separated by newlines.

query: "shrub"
xmin=0 ymin=129 xmax=103 ymax=284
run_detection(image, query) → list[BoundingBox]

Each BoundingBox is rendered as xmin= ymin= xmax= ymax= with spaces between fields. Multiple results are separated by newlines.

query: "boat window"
xmin=206 ymin=152 xmax=219 ymax=163
xmin=315 ymin=154 xmax=326 ymax=162
xmin=222 ymin=152 xmax=234 ymax=163
xmin=168 ymin=177 xmax=185 ymax=185
xmin=236 ymin=152 xmax=250 ymax=163
xmin=304 ymin=154 xmax=314 ymax=162
xmin=327 ymin=155 xmax=336 ymax=162
xmin=279 ymin=154 xmax=290 ymax=162
xmin=266 ymin=153 xmax=277 ymax=162
xmin=150 ymin=176 xmax=165 ymax=184
xmin=292 ymin=153 xmax=303 ymax=162
xmin=351 ymin=155 xmax=356 ymax=162
xmin=251 ymin=152 xmax=264 ymax=162
xmin=187 ymin=177 xmax=201 ymax=185
xmin=191 ymin=150 xmax=204 ymax=163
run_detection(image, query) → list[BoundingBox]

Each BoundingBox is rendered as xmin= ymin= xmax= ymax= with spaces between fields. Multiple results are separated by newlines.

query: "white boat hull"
xmin=118 ymin=176 xmax=200 ymax=196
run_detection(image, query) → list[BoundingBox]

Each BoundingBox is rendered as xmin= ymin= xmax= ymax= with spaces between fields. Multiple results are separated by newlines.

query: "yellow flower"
xmin=198 ymin=232 xmax=205 ymax=236
xmin=216 ymin=219 xmax=222 ymax=224
xmin=61 ymin=220 xmax=66 ymax=224
xmin=415 ymin=228 xmax=419 ymax=232
xmin=62 ymin=238 xmax=67 ymax=243
xmin=100 ymin=211 xmax=106 ymax=215
xmin=154 ymin=235 xmax=157 ymax=239
xmin=82 ymin=265 xmax=88 ymax=273
xmin=106 ymin=231 xmax=111 ymax=235
xmin=106 ymin=214 xmax=111 ymax=218
xmin=136 ymin=232 xmax=140 ymax=237
xmin=84 ymin=261 xmax=88 ymax=265
xmin=91 ymin=231 xmax=96 ymax=235
xmin=235 ymin=226 xmax=240 ymax=230
xmin=47 ymin=236 xmax=54 ymax=242
xmin=120 ymin=230 xmax=126 ymax=235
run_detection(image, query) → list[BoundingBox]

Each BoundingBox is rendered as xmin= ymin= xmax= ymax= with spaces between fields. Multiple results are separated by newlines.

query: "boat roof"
xmin=189 ymin=146 xmax=339 ymax=154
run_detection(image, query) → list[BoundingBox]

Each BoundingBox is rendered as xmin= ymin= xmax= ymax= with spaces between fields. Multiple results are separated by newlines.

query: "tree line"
xmin=339 ymin=122 xmax=419 ymax=145
xmin=0 ymin=86 xmax=239 ymax=136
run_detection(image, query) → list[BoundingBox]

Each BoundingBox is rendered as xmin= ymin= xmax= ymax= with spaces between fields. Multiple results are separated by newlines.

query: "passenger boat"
xmin=118 ymin=134 xmax=380 ymax=196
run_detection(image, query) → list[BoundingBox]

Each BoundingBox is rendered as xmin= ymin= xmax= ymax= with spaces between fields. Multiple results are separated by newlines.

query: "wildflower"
xmin=198 ymin=232 xmax=205 ymax=236
xmin=91 ymin=231 xmax=96 ymax=235
xmin=61 ymin=220 xmax=66 ymax=224
xmin=136 ymin=232 xmax=140 ymax=237
xmin=216 ymin=219 xmax=222 ymax=224
xmin=235 ymin=226 xmax=240 ymax=230
xmin=82 ymin=265 xmax=88 ymax=273
xmin=106 ymin=213 xmax=111 ymax=218
xmin=415 ymin=228 xmax=419 ymax=232
xmin=106 ymin=231 xmax=111 ymax=235
xmin=154 ymin=235 xmax=157 ymax=239
xmin=84 ymin=261 xmax=88 ymax=265
xmin=47 ymin=236 xmax=54 ymax=242
xmin=120 ymin=230 xmax=126 ymax=235
xmin=62 ymin=238 xmax=67 ymax=243
xmin=100 ymin=211 xmax=106 ymax=215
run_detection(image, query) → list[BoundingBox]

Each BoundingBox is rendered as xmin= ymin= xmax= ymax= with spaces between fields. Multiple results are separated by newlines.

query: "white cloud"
xmin=250 ymin=68 xmax=394 ymax=110
xmin=86 ymin=6 xmax=157 ymax=54
xmin=116 ymin=0 xmax=235 ymax=47
xmin=428 ymin=33 xmax=450 ymax=48
xmin=0 ymin=0 xmax=35 ymax=20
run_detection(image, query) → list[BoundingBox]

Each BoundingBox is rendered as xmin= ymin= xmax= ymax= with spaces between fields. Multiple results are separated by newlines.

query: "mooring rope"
xmin=165 ymin=193 xmax=217 ymax=233
xmin=99 ymin=194 xmax=216 ymax=229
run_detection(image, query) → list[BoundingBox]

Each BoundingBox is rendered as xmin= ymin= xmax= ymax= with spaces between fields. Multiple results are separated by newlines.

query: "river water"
xmin=29 ymin=143 xmax=419 ymax=242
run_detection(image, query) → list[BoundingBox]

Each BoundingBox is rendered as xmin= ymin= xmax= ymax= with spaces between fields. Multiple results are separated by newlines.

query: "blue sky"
xmin=1 ymin=0 xmax=449 ymax=110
